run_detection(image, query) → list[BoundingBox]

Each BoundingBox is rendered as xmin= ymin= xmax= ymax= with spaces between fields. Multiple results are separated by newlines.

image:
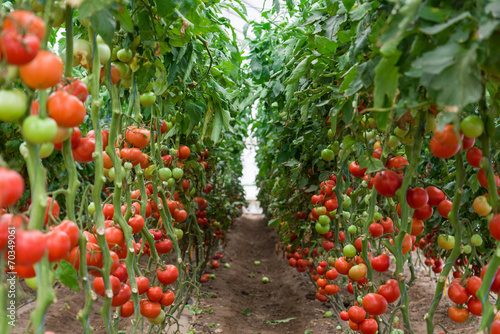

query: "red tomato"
xmin=448 ymin=283 xmax=469 ymax=304
xmin=178 ymin=145 xmax=191 ymax=160
xmin=147 ymin=286 xmax=163 ymax=302
xmin=47 ymin=90 xmax=86 ymax=128
xmin=437 ymin=200 xmax=452 ymax=218
xmin=3 ymin=10 xmax=46 ymax=40
xmin=348 ymin=306 xmax=366 ymax=324
xmin=14 ymin=230 xmax=46 ymax=266
xmin=93 ymin=275 xmax=121 ymax=297
xmin=448 ymin=305 xmax=469 ymax=323
xmin=374 ymin=170 xmax=401 ymax=197
xmin=125 ymin=126 xmax=151 ymax=149
xmin=128 ymin=215 xmax=145 ymax=234
xmin=349 ymin=161 xmax=367 ymax=178
xmin=157 ymin=265 xmax=179 ymax=285
xmin=120 ymin=300 xmax=135 ymax=317
xmin=413 ymin=203 xmax=433 ymax=220
xmin=46 ymin=230 xmax=71 ymax=262
xmin=369 ymin=223 xmax=383 ymax=238
xmin=111 ymin=284 xmax=132 ymax=307
xmin=0 ymin=167 xmax=25 ymax=208
xmin=406 ymin=187 xmax=428 ymax=209
xmin=72 ymin=137 xmax=95 ymax=163
xmin=362 ymin=293 xmax=387 ymax=315
xmin=466 ymin=147 xmax=482 ymax=168
xmin=359 ymin=318 xmax=378 ymax=334
xmin=430 ymin=136 xmax=460 ymax=159
xmin=0 ymin=28 xmax=40 ymax=65
xmin=426 ymin=186 xmax=446 ymax=206
xmin=489 ymin=214 xmax=500 ymax=241
xmin=371 ymin=254 xmax=390 ymax=272
xmin=466 ymin=276 xmax=482 ymax=298
xmin=378 ymin=279 xmax=400 ymax=303
xmin=159 ymin=290 xmax=175 ymax=306
xmin=19 ymin=50 xmax=63 ymax=90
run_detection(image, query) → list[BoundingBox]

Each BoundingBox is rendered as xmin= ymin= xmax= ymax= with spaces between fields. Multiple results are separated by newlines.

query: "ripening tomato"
xmin=19 ymin=50 xmax=63 ymax=90
xmin=0 ymin=168 xmax=25 ymax=208
xmin=348 ymin=264 xmax=367 ymax=281
xmin=362 ymin=293 xmax=387 ymax=315
xmin=157 ymin=265 xmax=179 ymax=285
xmin=378 ymin=279 xmax=400 ymax=303
xmin=371 ymin=254 xmax=390 ymax=272
xmin=47 ymin=90 xmax=86 ymax=127
xmin=448 ymin=306 xmax=469 ymax=323
xmin=406 ymin=187 xmax=428 ymax=209
xmin=374 ymin=170 xmax=401 ymax=197
xmin=473 ymin=196 xmax=492 ymax=216
xmin=426 ymin=186 xmax=446 ymax=206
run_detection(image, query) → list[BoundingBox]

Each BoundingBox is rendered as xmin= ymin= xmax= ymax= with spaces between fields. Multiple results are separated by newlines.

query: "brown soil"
xmin=10 ymin=213 xmax=478 ymax=334
xmin=190 ymin=214 xmax=478 ymax=334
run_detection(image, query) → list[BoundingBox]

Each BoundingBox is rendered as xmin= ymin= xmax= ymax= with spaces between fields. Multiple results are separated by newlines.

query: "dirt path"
xmin=190 ymin=214 xmax=334 ymax=334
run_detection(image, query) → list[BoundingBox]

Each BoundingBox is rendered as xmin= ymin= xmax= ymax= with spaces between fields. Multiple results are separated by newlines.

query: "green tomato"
xmin=324 ymin=311 xmax=333 ymax=317
xmin=224 ymin=263 xmax=230 ymax=269
xmin=174 ymin=228 xmax=183 ymax=240
xmin=461 ymin=115 xmax=484 ymax=138
xmin=124 ymin=162 xmax=133 ymax=170
xmin=342 ymin=195 xmax=351 ymax=208
xmin=437 ymin=234 xmax=455 ymax=250
xmin=364 ymin=130 xmax=375 ymax=141
xmin=22 ymin=116 xmax=57 ymax=144
xmin=318 ymin=215 xmax=331 ymax=226
xmin=321 ymin=149 xmax=335 ymax=162
xmin=394 ymin=127 xmax=409 ymax=138
xmin=108 ymin=167 xmax=116 ymax=181
xmin=388 ymin=135 xmax=400 ymax=148
xmin=463 ymin=244 xmax=472 ymax=254
xmin=158 ymin=167 xmax=172 ymax=181
xmin=336 ymin=325 xmax=342 ymax=330
xmin=357 ymin=296 xmax=363 ymax=305
xmin=88 ymin=202 xmax=96 ymax=214
xmin=0 ymin=89 xmax=27 ymax=122
xmin=97 ymin=42 xmax=111 ymax=65
xmin=147 ymin=310 xmax=166 ymax=325
xmin=112 ymin=62 xmax=131 ymax=79
xmin=140 ymin=92 xmax=156 ymax=107
xmin=262 ymin=277 xmax=270 ymax=284
xmin=343 ymin=212 xmax=351 ymax=220
xmin=254 ymin=261 xmax=261 ymax=266
xmin=167 ymin=178 xmax=176 ymax=187
xmin=19 ymin=142 xmax=29 ymax=158
xmin=327 ymin=129 xmax=334 ymax=140
xmin=425 ymin=112 xmax=437 ymax=132
xmin=172 ymin=167 xmax=184 ymax=180
xmin=38 ymin=142 xmax=54 ymax=158
xmin=144 ymin=166 xmax=155 ymax=179
xmin=315 ymin=222 xmax=330 ymax=234
xmin=471 ymin=234 xmax=483 ymax=247
xmin=348 ymin=225 xmax=357 ymax=234
xmin=25 ymin=277 xmax=37 ymax=290
xmin=343 ymin=244 xmax=356 ymax=258
xmin=117 ymin=48 xmax=133 ymax=62
xmin=210 ymin=274 xmax=216 ymax=280
xmin=374 ymin=212 xmax=382 ymax=221
xmin=189 ymin=187 xmax=196 ymax=196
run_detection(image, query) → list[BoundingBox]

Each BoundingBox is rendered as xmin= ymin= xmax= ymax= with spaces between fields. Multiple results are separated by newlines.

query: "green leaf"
xmin=358 ymin=156 xmax=384 ymax=174
xmin=411 ymin=42 xmax=462 ymax=76
xmin=78 ymin=0 xmax=115 ymax=19
xmin=251 ymin=58 xmax=263 ymax=80
xmin=283 ymin=56 xmax=312 ymax=85
xmin=349 ymin=3 xmax=371 ymax=21
xmin=315 ymin=36 xmax=338 ymax=55
xmin=418 ymin=6 xmax=452 ymax=23
xmin=420 ymin=12 xmax=471 ymax=35
xmin=340 ymin=65 xmax=358 ymax=92
xmin=301 ymin=100 xmax=311 ymax=121
xmin=486 ymin=2 xmax=500 ymax=18
xmin=221 ymin=109 xmax=231 ymax=128
xmin=55 ymin=260 xmax=79 ymax=292
xmin=374 ymin=55 xmax=399 ymax=108
xmin=430 ymin=46 xmax=483 ymax=108
xmin=342 ymin=0 xmax=355 ymax=11
xmin=114 ymin=6 xmax=133 ymax=33
xmin=211 ymin=108 xmax=223 ymax=143
xmin=90 ymin=9 xmax=116 ymax=46
xmin=273 ymin=0 xmax=280 ymax=13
